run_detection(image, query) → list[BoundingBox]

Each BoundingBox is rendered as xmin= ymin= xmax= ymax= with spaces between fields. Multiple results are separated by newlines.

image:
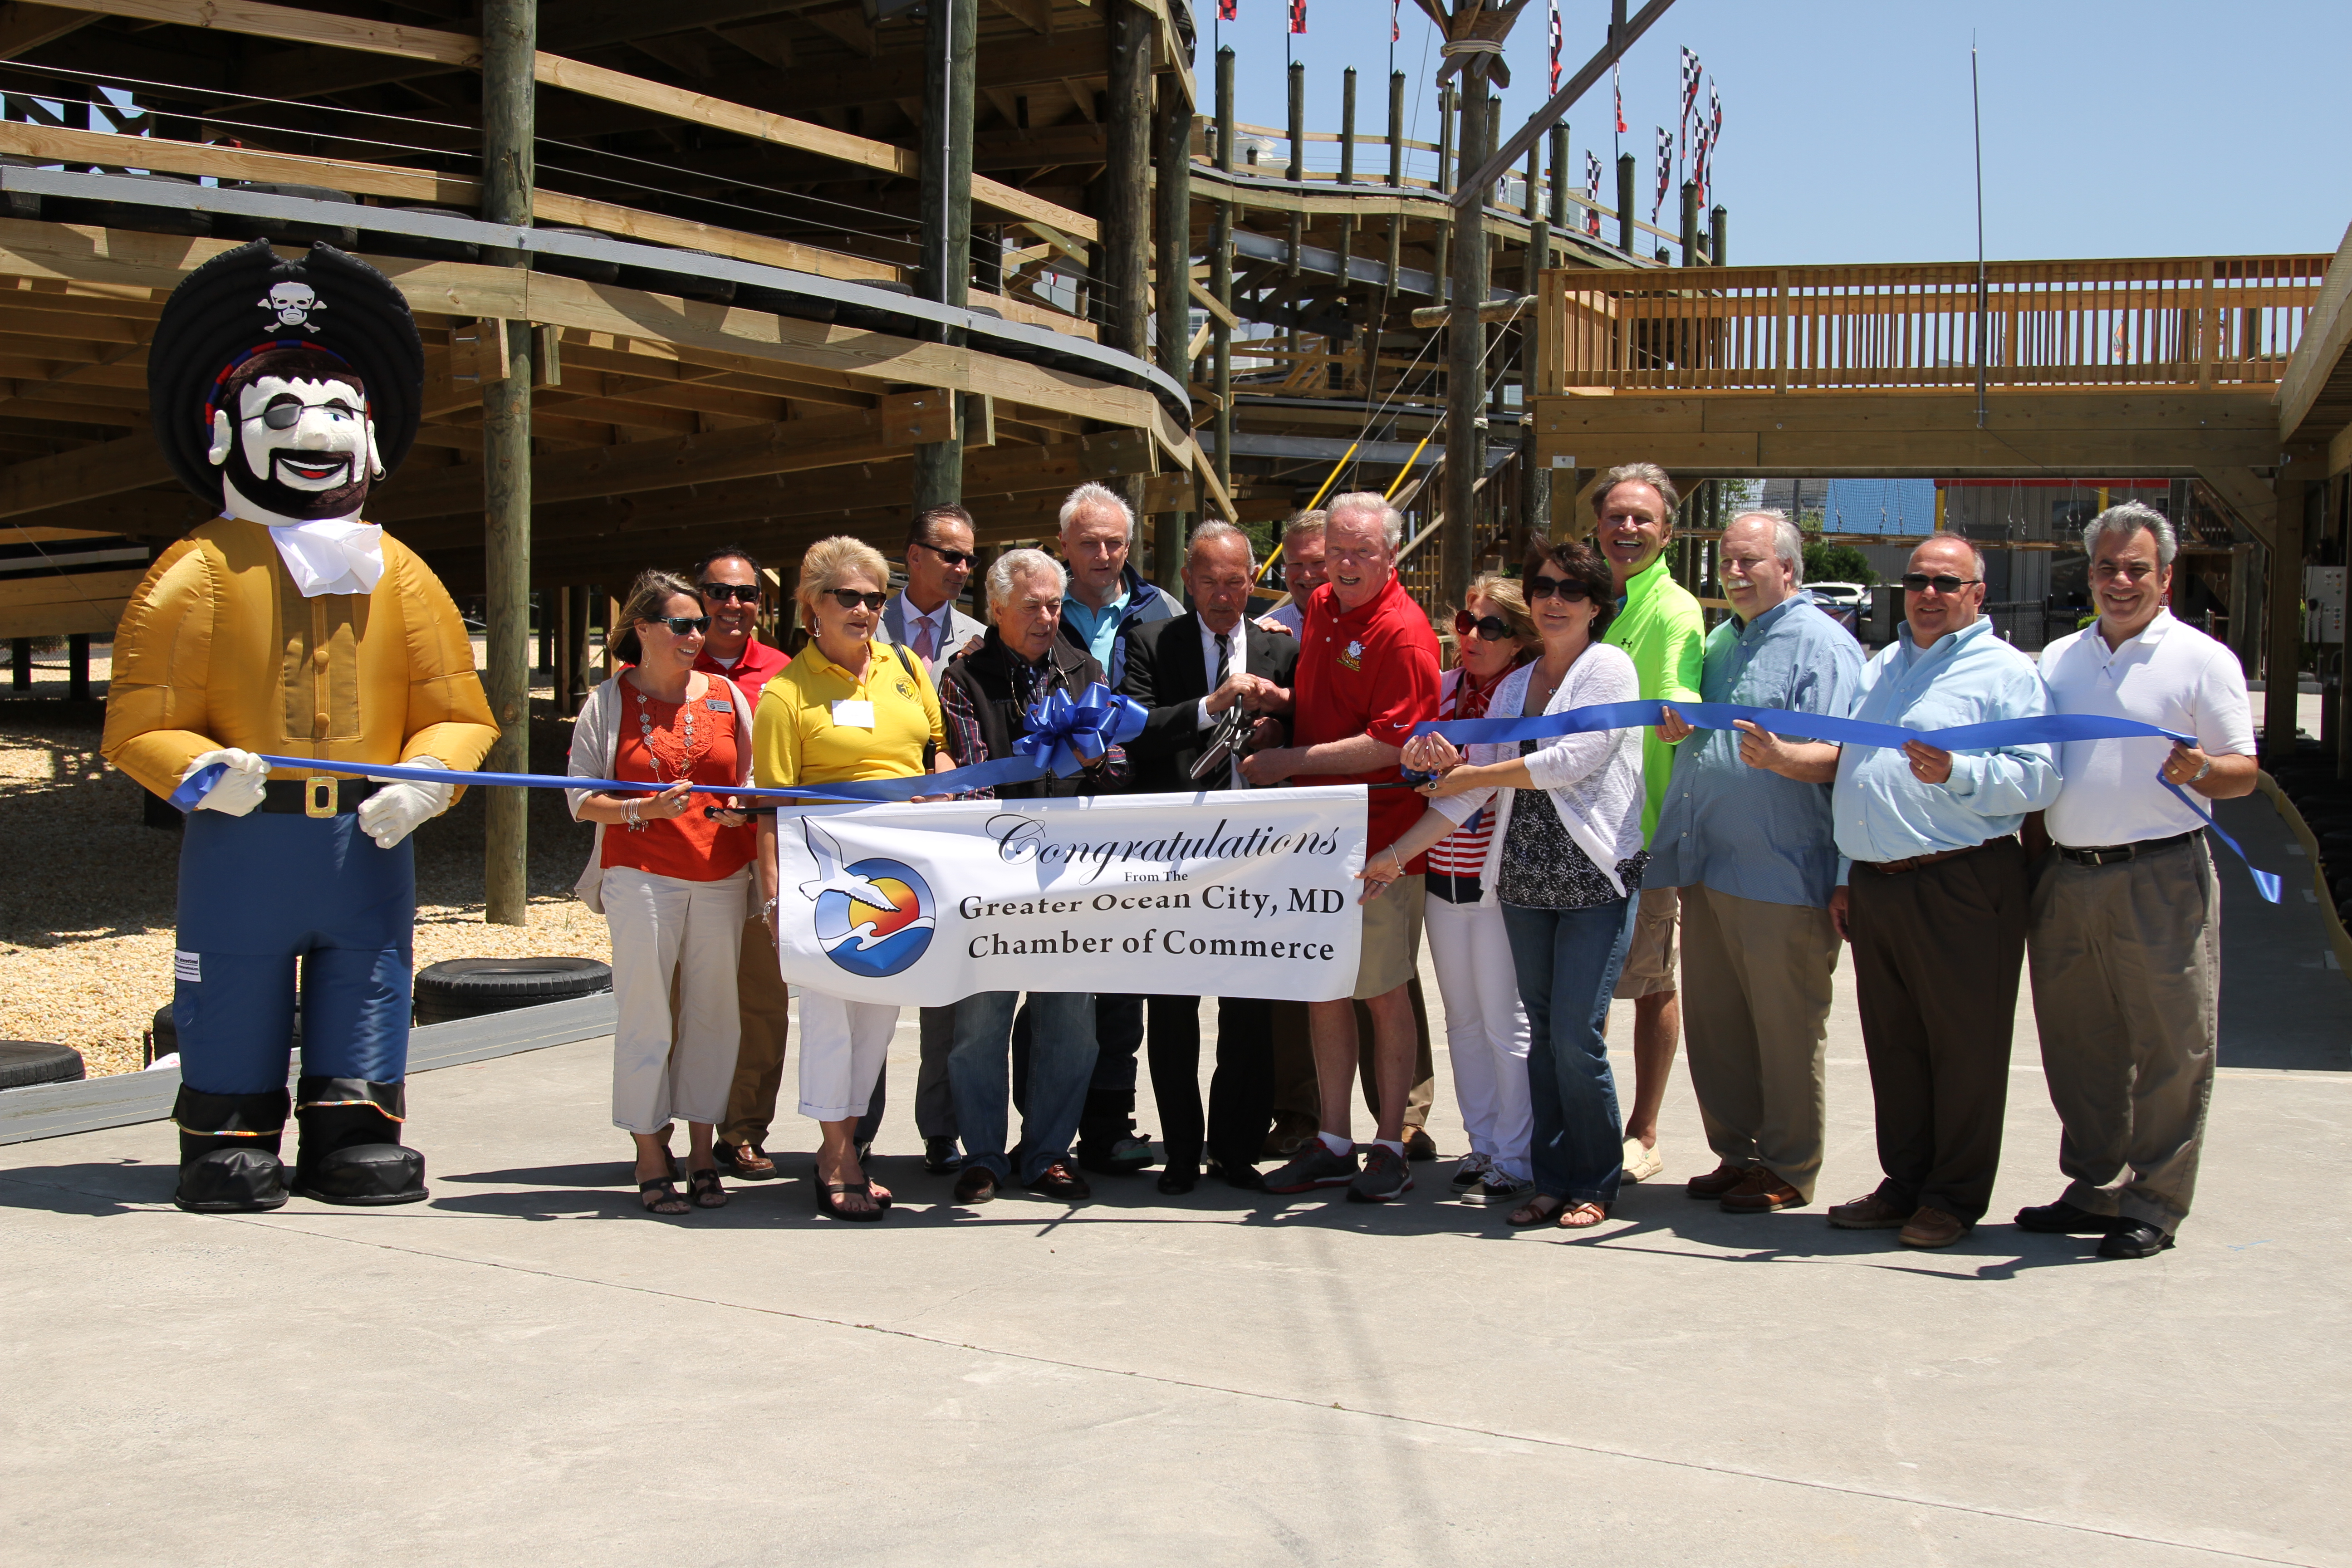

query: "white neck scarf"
xmin=265 ymin=517 xmax=386 ymax=598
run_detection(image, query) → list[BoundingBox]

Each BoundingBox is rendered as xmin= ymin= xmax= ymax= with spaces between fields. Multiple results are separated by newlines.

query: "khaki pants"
xmin=1679 ymin=885 xmax=1839 ymax=1200
xmin=604 ymin=867 xmax=747 ymax=1134
xmin=1612 ymin=885 xmax=1681 ymax=1000
xmin=2027 ymin=840 xmax=2219 ymax=1234
xmin=718 ymin=907 xmax=793 ymax=1150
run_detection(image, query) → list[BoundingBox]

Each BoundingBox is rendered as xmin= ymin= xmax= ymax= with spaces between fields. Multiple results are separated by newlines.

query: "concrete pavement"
xmin=2 ymin=793 xmax=2345 ymax=1567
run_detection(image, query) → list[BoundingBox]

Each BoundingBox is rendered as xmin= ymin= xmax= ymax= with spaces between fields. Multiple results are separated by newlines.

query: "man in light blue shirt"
xmin=1648 ymin=511 xmax=1862 ymax=1215
xmin=1824 ymin=532 xmax=2058 ymax=1250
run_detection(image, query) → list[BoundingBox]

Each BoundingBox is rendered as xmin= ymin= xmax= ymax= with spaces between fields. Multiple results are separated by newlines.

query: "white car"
xmin=1808 ymin=582 xmax=1869 ymax=608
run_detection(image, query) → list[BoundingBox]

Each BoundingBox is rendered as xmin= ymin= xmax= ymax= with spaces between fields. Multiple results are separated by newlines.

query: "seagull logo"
xmin=800 ymin=818 xmax=935 ymax=978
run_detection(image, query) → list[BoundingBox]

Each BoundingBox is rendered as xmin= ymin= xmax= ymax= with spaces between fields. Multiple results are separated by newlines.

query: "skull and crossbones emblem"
xmin=258 ymin=281 xmax=324 ymax=333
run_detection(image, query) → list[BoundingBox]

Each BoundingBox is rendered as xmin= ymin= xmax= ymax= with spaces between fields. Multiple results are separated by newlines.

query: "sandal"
xmin=1556 ymin=1200 xmax=1611 ymax=1230
xmin=687 ymin=1166 xmax=728 ymax=1209
xmin=1507 ymin=1195 xmax=1564 ymax=1227
xmin=815 ymin=1179 xmax=886 ymax=1223
xmin=638 ymin=1177 xmax=689 ymax=1216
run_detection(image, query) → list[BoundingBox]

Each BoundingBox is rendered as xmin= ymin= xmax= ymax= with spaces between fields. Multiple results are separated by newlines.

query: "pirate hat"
xmin=147 ymin=239 xmax=424 ymax=505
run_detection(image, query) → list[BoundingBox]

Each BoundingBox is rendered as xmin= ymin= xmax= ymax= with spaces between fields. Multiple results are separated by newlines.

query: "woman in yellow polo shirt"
xmin=754 ymin=535 xmax=950 ymax=1222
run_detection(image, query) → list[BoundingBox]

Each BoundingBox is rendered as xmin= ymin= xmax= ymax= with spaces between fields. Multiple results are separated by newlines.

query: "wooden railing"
xmin=1534 ymin=257 xmax=2331 ymax=395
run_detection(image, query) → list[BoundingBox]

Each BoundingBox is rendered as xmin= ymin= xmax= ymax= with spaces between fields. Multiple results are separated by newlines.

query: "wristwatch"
xmin=2190 ymin=759 xmax=2213 ymax=786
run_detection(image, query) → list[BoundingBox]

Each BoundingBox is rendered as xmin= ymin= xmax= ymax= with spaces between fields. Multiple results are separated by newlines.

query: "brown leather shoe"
xmin=1899 ymin=1206 xmax=1970 ymax=1248
xmin=1718 ymin=1168 xmax=1807 ymax=1213
xmin=717 ymin=1139 xmax=777 ymax=1181
xmin=1825 ymin=1191 xmax=1911 ymax=1229
xmin=1686 ymin=1162 xmax=1752 ymax=1199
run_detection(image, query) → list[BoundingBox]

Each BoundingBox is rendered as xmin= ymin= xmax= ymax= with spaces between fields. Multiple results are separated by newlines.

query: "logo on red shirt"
xmin=1338 ymin=638 xmax=1364 ymax=672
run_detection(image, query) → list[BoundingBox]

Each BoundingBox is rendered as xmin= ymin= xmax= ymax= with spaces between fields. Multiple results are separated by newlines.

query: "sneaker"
xmin=1465 ymin=1173 xmax=1534 ymax=1207
xmin=923 ymin=1137 xmax=964 ymax=1175
xmin=1348 ymin=1143 xmax=1413 ymax=1203
xmin=1263 ymin=1140 xmax=1360 ymax=1193
xmin=1078 ymin=1133 xmax=1156 ymax=1174
xmin=1447 ymin=1152 xmax=1493 ymax=1194
xmin=1621 ymin=1138 xmax=1664 ymax=1183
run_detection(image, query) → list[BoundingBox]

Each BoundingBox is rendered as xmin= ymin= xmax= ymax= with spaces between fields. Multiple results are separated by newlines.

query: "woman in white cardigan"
xmin=1364 ymin=540 xmax=1646 ymax=1230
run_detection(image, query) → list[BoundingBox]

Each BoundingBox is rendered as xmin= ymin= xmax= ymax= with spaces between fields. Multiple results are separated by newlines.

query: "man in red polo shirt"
xmin=689 ymin=547 xmax=796 ymax=1182
xmin=1242 ymin=492 xmax=1441 ymax=1202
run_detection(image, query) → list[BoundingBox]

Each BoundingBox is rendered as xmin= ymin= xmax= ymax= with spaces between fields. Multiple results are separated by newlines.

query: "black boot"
xmin=173 ymin=1086 xmax=291 ymax=1213
xmin=293 ymin=1078 xmax=426 ymax=1205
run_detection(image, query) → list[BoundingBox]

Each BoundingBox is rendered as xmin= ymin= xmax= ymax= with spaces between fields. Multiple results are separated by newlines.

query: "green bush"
xmin=1803 ymin=543 xmax=1878 ymax=587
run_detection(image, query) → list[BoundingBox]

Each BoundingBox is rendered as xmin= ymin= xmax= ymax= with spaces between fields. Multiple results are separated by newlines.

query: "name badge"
xmin=830 ymin=699 xmax=876 ymax=729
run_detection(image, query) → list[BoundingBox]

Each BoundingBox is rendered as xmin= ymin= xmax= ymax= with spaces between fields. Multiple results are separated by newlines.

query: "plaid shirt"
xmin=939 ymin=648 xmax=1127 ymax=798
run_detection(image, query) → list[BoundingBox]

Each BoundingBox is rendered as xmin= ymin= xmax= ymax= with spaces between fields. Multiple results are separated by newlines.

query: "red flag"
xmin=1613 ymin=64 xmax=1626 ymax=134
xmin=1219 ymin=0 xmax=1236 ymax=18
xmin=1288 ymin=0 xmax=1305 ymax=33
xmin=1391 ymin=0 xmax=1400 ymax=42
xmin=1548 ymin=0 xmax=1562 ymax=93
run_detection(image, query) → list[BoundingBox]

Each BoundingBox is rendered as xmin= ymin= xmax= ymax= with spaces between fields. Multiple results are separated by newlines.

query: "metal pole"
xmin=480 ymin=0 xmax=535 ymax=927
xmin=913 ymin=0 xmax=977 ymax=510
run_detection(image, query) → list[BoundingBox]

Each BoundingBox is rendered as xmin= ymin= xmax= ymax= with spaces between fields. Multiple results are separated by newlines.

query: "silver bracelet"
xmin=624 ymin=798 xmax=642 ymax=830
xmin=2190 ymin=759 xmax=2213 ymax=786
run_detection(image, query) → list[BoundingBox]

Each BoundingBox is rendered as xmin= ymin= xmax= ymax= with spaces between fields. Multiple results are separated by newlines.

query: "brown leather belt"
xmin=1860 ymin=835 xmax=2014 ymax=876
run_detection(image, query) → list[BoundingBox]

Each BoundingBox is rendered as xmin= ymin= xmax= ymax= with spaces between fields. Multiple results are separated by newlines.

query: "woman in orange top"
xmin=567 ymin=569 xmax=756 ymax=1216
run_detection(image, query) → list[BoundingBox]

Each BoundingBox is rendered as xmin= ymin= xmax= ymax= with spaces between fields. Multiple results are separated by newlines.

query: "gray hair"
xmin=1187 ymin=519 xmax=1255 ymax=569
xmin=1058 ymin=480 xmax=1135 ymax=542
xmin=1326 ymin=490 xmax=1405 ymax=551
xmin=986 ymin=547 xmax=1067 ymax=612
xmin=2083 ymin=500 xmax=2178 ymax=569
xmin=1281 ymin=509 xmax=1328 ymax=546
xmin=1727 ymin=508 xmax=1805 ymax=586
xmin=1591 ymin=461 xmax=1681 ymax=522
xmin=1913 ymin=530 xmax=1987 ymax=579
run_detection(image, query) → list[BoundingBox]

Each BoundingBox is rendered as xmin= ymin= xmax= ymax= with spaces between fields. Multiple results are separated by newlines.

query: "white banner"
xmin=771 ymin=787 xmax=1367 ymax=1006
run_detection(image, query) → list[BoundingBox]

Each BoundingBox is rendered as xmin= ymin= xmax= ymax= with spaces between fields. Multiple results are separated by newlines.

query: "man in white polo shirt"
xmin=2020 ymin=500 xmax=2256 ymax=1260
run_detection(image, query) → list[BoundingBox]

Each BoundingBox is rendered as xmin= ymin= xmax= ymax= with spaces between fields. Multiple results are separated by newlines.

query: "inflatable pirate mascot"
xmin=102 ymin=240 xmax=498 ymax=1213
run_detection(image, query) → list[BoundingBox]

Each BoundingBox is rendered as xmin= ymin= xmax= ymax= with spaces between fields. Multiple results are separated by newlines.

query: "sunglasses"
xmin=1453 ymin=610 xmax=1515 ymax=642
xmin=1525 ymin=574 xmax=1593 ymax=603
xmin=649 ymin=615 xmax=710 ymax=636
xmin=241 ymin=401 xmax=357 ymax=430
xmin=698 ymin=582 xmax=760 ymax=604
xmin=826 ymin=589 xmax=890 ymax=612
xmin=921 ymin=542 xmax=978 ymax=569
xmin=1900 ymin=573 xmax=1980 ymax=595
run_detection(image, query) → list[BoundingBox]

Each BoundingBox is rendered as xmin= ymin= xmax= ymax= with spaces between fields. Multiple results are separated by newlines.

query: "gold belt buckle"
xmin=304 ymin=775 xmax=338 ymax=818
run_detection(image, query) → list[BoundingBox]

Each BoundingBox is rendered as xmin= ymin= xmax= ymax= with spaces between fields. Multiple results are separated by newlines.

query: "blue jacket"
xmin=1057 ymin=563 xmax=1179 ymax=689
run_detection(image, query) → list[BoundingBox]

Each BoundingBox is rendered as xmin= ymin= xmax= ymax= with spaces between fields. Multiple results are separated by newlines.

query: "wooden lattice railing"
xmin=1534 ymin=257 xmax=2330 ymax=395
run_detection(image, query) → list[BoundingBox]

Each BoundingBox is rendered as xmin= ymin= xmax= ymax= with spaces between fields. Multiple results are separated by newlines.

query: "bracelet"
xmin=2190 ymin=759 xmax=2213 ymax=786
xmin=623 ymin=799 xmax=642 ymax=830
xmin=759 ymin=896 xmax=779 ymax=922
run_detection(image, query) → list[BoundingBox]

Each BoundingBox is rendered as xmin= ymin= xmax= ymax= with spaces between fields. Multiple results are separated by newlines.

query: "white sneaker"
xmin=1622 ymin=1138 xmax=1664 ymax=1183
xmin=1447 ymin=1152 xmax=1492 ymax=1194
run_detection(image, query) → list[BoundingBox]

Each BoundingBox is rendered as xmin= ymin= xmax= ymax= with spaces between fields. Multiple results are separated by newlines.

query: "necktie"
xmin=1213 ymin=630 xmax=1230 ymax=688
xmin=912 ymin=614 xmax=937 ymax=662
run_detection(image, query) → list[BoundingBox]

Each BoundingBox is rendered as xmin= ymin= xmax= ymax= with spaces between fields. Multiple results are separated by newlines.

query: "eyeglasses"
xmin=698 ymin=582 xmax=760 ymax=604
xmin=240 ymin=401 xmax=356 ymax=430
xmin=1525 ymin=575 xmax=1593 ymax=603
xmin=920 ymin=542 xmax=977 ymax=569
xmin=1900 ymin=573 xmax=1980 ymax=595
xmin=825 ymin=589 xmax=890 ymax=612
xmin=649 ymin=615 xmax=710 ymax=636
xmin=1453 ymin=610 xmax=1516 ymax=642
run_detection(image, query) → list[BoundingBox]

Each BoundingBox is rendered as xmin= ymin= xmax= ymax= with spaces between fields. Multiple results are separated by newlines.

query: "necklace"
xmin=629 ymin=680 xmax=709 ymax=829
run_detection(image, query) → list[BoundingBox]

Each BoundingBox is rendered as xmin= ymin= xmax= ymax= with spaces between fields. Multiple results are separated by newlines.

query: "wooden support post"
xmin=1103 ymin=0 xmax=1152 ymax=527
xmin=1547 ymin=123 xmax=1569 ymax=247
xmin=1523 ymin=139 xmax=1547 ymax=296
xmin=1336 ymin=67 xmax=1357 ymax=292
xmin=565 ymin=585 xmax=591 ymax=718
xmin=480 ymin=0 xmax=535 ymax=928
xmin=1679 ymin=180 xmax=1698 ymax=264
xmin=1433 ymin=84 xmax=1454 ymax=304
xmin=8 ymin=637 xmax=27 ymax=691
xmin=1212 ymin=46 xmax=1235 ymax=494
xmin=1384 ymin=70 xmax=1404 ymax=313
xmin=1152 ymin=70 xmax=1190 ymax=595
xmin=1710 ymin=203 xmax=1728 ymax=268
xmin=66 ymin=632 xmax=88 ymax=701
xmin=1615 ymin=152 xmax=1635 ymax=256
xmin=1285 ymin=60 xmax=1305 ymax=285
xmin=1443 ymin=67 xmax=1491 ymax=617
xmin=2264 ymin=463 xmax=2310 ymax=762
xmin=914 ymin=0 xmax=978 ymax=512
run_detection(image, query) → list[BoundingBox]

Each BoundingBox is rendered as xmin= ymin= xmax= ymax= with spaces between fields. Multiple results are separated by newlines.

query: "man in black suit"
xmin=1117 ymin=521 xmax=1300 ymax=1193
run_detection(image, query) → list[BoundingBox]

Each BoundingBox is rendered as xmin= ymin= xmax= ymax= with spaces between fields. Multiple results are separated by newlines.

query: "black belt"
xmin=1424 ymin=870 xmax=1484 ymax=904
xmin=1860 ymin=836 xmax=2014 ymax=876
xmin=259 ymin=777 xmax=384 ymax=816
xmin=2056 ymin=829 xmax=2198 ymax=867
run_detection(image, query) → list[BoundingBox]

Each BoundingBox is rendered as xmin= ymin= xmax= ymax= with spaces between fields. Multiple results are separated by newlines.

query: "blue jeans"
xmin=1503 ymin=898 xmax=1637 ymax=1206
xmin=950 ymin=990 xmax=1096 ymax=1183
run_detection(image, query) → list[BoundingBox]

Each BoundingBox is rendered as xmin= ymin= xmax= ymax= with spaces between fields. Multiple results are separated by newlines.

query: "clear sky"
xmin=1194 ymin=0 xmax=2352 ymax=266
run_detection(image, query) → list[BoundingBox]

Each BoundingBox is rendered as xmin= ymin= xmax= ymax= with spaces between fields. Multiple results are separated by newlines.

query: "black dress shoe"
xmin=923 ymin=1137 xmax=964 ymax=1175
xmin=2014 ymin=1199 xmax=2121 ymax=1235
xmin=952 ymin=1166 xmax=999 ymax=1203
xmin=2097 ymin=1221 xmax=2176 ymax=1259
xmin=1024 ymin=1160 xmax=1092 ymax=1201
xmin=1156 ymin=1167 xmax=1199 ymax=1195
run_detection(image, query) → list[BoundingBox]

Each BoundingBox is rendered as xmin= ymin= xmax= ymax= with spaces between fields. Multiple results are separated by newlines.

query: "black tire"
xmin=412 ymin=956 xmax=612 ymax=1025
xmin=0 ymin=1041 xmax=85 ymax=1090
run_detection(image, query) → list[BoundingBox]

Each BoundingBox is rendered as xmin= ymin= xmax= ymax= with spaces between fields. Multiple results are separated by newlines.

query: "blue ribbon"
xmin=166 ymin=683 xmax=1148 ymax=816
xmin=1412 ymin=699 xmax=2281 ymax=904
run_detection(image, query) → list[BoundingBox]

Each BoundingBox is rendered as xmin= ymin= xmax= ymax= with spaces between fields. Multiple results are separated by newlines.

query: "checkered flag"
xmin=1548 ymin=0 xmax=1563 ymax=92
xmin=1287 ymin=0 xmax=1304 ymax=33
xmin=1218 ymin=0 xmax=1235 ymax=19
xmin=1613 ymin=63 xmax=1626 ymax=134
xmin=1585 ymin=149 xmax=1603 ymax=235
xmin=1678 ymin=47 xmax=1702 ymax=175
xmin=1652 ymin=124 xmax=1672 ymax=223
xmin=1390 ymin=0 xmax=1399 ymax=41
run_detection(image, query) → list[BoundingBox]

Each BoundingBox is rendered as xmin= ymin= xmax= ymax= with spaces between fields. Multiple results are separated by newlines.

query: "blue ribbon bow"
xmin=1014 ymin=681 xmax=1148 ymax=779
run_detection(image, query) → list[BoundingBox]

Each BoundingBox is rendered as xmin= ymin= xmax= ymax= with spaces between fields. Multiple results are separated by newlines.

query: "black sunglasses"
xmin=1454 ymin=610 xmax=1515 ymax=642
xmin=826 ymin=589 xmax=890 ymax=612
xmin=1525 ymin=574 xmax=1593 ymax=603
xmin=920 ymin=542 xmax=977 ymax=569
xmin=649 ymin=615 xmax=710 ymax=636
xmin=1900 ymin=573 xmax=1980 ymax=595
xmin=698 ymin=582 xmax=760 ymax=604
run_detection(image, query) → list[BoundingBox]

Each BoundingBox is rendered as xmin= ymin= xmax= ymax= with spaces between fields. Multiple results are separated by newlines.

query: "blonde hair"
xmin=795 ymin=534 xmax=890 ymax=623
xmin=611 ymin=568 xmax=702 ymax=665
xmin=1461 ymin=572 xmax=1538 ymax=647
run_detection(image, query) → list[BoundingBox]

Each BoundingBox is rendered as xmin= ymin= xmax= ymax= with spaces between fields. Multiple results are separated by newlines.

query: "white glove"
xmin=358 ymin=756 xmax=456 ymax=850
xmin=181 ymin=749 xmax=269 ymax=816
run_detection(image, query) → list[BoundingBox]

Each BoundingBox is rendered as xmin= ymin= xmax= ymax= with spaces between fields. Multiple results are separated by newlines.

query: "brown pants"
xmin=718 ymin=912 xmax=793 ymax=1149
xmin=1268 ymin=975 xmax=1436 ymax=1132
xmin=1679 ymin=885 xmax=1839 ymax=1201
xmin=2027 ymin=840 xmax=2219 ymax=1234
xmin=1848 ymin=838 xmax=2028 ymax=1225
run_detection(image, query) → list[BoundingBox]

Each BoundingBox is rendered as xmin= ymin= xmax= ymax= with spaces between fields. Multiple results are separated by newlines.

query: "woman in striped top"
xmin=1365 ymin=573 xmax=1539 ymax=1206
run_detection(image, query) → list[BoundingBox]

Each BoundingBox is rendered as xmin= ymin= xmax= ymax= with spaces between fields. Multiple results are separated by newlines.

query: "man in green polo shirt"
xmin=1594 ymin=461 xmax=1705 ymax=1183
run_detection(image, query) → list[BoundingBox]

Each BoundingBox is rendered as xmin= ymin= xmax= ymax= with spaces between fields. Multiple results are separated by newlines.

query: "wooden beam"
xmin=2278 ymin=217 xmax=2352 ymax=445
xmin=0 ymin=431 xmax=170 ymax=521
xmin=0 ymin=1 xmax=96 ymax=57
xmin=2196 ymin=465 xmax=2278 ymax=553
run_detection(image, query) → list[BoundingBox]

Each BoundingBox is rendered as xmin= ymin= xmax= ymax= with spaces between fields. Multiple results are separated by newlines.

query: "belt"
xmin=259 ymin=777 xmax=384 ymax=817
xmin=2056 ymin=829 xmax=2198 ymax=867
xmin=1860 ymin=835 xmax=2014 ymax=876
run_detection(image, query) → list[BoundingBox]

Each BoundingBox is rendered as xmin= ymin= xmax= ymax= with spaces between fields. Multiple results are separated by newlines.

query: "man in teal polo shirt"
xmin=1594 ymin=461 xmax=1705 ymax=1183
